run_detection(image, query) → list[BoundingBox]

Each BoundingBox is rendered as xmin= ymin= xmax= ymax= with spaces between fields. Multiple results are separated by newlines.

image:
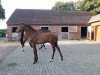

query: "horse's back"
xmin=47 ymin=32 xmax=58 ymax=42
xmin=37 ymin=29 xmax=50 ymax=33
xmin=35 ymin=32 xmax=58 ymax=44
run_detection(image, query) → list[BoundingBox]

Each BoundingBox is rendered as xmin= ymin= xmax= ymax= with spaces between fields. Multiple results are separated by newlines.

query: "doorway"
xmin=61 ymin=27 xmax=68 ymax=39
xmin=81 ymin=27 xmax=87 ymax=39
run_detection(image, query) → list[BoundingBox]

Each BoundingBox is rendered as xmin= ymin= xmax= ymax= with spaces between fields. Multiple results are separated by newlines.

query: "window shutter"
xmin=69 ymin=26 xmax=77 ymax=32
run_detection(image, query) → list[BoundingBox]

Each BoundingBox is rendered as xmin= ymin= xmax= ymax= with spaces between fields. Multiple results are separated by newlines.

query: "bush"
xmin=0 ymin=29 xmax=7 ymax=37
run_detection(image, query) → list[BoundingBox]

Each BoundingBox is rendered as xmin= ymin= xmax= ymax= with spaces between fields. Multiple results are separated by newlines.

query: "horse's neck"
xmin=24 ymin=30 xmax=37 ymax=39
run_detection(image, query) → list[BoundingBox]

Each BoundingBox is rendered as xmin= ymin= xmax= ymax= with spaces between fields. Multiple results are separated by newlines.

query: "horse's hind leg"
xmin=55 ymin=43 xmax=63 ymax=61
xmin=50 ymin=45 xmax=56 ymax=62
xmin=39 ymin=44 xmax=43 ymax=49
xmin=43 ymin=44 xmax=46 ymax=49
xmin=39 ymin=44 xmax=46 ymax=49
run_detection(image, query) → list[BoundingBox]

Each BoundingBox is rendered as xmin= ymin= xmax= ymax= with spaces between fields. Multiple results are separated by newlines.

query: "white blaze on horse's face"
xmin=16 ymin=25 xmax=24 ymax=32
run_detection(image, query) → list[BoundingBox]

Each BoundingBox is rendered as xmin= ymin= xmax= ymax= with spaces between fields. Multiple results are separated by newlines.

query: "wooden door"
xmin=96 ymin=26 xmax=100 ymax=41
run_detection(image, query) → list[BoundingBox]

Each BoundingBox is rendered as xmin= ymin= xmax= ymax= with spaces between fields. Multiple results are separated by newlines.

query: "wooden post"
xmin=94 ymin=26 xmax=96 ymax=41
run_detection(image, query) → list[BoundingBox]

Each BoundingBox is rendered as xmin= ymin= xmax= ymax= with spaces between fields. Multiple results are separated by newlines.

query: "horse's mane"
xmin=24 ymin=24 xmax=36 ymax=31
xmin=20 ymin=24 xmax=36 ymax=46
xmin=38 ymin=29 xmax=50 ymax=32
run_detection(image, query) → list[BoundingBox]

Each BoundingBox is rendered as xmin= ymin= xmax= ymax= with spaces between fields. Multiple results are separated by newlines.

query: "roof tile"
xmin=7 ymin=9 xmax=93 ymax=25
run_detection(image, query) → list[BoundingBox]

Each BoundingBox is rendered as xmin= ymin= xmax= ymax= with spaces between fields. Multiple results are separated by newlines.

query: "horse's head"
xmin=16 ymin=24 xmax=24 ymax=33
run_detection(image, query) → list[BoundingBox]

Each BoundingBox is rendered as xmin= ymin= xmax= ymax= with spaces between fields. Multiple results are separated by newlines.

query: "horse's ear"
xmin=21 ymin=23 xmax=25 ymax=25
xmin=20 ymin=23 xmax=25 ymax=28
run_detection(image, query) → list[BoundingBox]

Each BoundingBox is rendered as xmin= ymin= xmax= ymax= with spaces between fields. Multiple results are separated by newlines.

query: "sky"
xmin=0 ymin=0 xmax=78 ymax=29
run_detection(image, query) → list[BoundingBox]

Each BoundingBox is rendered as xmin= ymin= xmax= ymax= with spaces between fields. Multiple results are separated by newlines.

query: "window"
xmin=41 ymin=27 xmax=49 ymax=31
xmin=61 ymin=27 xmax=68 ymax=32
xmin=12 ymin=27 xmax=18 ymax=33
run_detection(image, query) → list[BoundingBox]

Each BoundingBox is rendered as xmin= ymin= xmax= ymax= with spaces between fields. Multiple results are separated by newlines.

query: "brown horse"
xmin=20 ymin=28 xmax=50 ymax=51
xmin=16 ymin=24 xmax=63 ymax=64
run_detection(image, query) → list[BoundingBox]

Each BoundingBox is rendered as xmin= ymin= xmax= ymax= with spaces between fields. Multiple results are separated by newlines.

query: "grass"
xmin=0 ymin=41 xmax=20 ymax=46
xmin=0 ymin=37 xmax=20 ymax=46
xmin=0 ymin=29 xmax=7 ymax=37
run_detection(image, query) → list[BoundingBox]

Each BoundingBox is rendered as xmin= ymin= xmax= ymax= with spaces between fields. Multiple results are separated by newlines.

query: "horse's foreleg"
xmin=21 ymin=38 xmax=27 ymax=51
xmin=20 ymin=41 xmax=24 ymax=51
xmin=32 ymin=45 xmax=38 ymax=64
xmin=29 ymin=43 xmax=32 ymax=47
xmin=21 ymin=44 xmax=24 ymax=51
xmin=23 ymin=38 xmax=27 ymax=44
xmin=33 ymin=50 xmax=38 ymax=64
xmin=21 ymin=42 xmax=24 ymax=51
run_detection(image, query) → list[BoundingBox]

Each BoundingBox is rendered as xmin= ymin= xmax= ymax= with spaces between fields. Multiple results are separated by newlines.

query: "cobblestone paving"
xmin=0 ymin=42 xmax=100 ymax=75
xmin=0 ymin=46 xmax=19 ymax=63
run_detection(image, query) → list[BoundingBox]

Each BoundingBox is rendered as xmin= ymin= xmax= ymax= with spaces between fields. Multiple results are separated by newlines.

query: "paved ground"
xmin=0 ymin=40 xmax=100 ymax=75
xmin=0 ymin=46 xmax=19 ymax=63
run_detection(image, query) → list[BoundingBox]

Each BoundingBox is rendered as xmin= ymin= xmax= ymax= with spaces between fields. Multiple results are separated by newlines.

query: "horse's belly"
xmin=37 ymin=36 xmax=48 ymax=44
xmin=37 ymin=39 xmax=47 ymax=44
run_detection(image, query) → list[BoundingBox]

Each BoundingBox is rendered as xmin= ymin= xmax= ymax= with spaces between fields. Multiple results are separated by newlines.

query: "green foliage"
xmin=52 ymin=1 xmax=76 ymax=10
xmin=0 ymin=0 xmax=5 ymax=20
xmin=77 ymin=0 xmax=100 ymax=14
xmin=0 ymin=29 xmax=7 ymax=37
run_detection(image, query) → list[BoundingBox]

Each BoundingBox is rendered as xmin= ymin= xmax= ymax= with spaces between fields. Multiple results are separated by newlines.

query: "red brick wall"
xmin=31 ymin=24 xmax=61 ymax=39
xmin=7 ymin=24 xmax=19 ymax=40
xmin=69 ymin=26 xmax=81 ymax=40
xmin=31 ymin=24 xmax=81 ymax=40
xmin=7 ymin=24 xmax=82 ymax=40
xmin=7 ymin=24 xmax=12 ymax=40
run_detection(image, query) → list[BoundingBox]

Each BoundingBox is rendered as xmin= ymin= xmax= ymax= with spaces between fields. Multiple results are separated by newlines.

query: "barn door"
xmin=96 ymin=26 xmax=100 ymax=41
xmin=61 ymin=27 xmax=68 ymax=39
xmin=81 ymin=27 xmax=87 ymax=39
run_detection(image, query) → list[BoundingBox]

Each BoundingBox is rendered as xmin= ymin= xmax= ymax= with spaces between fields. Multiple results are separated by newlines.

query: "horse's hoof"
xmin=39 ymin=48 xmax=41 ymax=50
xmin=33 ymin=62 xmax=36 ymax=64
xmin=61 ymin=59 xmax=63 ymax=61
xmin=61 ymin=58 xmax=63 ymax=61
xmin=22 ymin=50 xmax=24 ymax=51
xmin=50 ymin=59 xmax=53 ymax=62
xmin=22 ymin=49 xmax=24 ymax=51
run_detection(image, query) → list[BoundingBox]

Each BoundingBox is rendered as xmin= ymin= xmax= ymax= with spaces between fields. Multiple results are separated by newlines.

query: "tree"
xmin=52 ymin=1 xmax=76 ymax=11
xmin=77 ymin=0 xmax=100 ymax=14
xmin=0 ymin=0 xmax=5 ymax=20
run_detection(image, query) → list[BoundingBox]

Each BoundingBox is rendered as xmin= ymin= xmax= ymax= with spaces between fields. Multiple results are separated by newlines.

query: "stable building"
xmin=88 ymin=14 xmax=100 ymax=41
xmin=6 ymin=9 xmax=93 ymax=40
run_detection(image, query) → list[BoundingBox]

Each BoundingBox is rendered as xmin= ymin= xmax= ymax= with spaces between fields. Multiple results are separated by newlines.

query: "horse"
xmin=20 ymin=28 xmax=50 ymax=51
xmin=16 ymin=24 xmax=63 ymax=64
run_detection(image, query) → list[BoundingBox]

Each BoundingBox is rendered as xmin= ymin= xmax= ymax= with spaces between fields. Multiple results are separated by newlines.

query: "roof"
xmin=88 ymin=14 xmax=100 ymax=23
xmin=7 ymin=9 xmax=93 ymax=25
